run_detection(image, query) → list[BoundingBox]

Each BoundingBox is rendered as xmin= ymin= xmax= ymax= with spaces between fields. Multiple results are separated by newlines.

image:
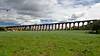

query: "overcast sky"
xmin=0 ymin=0 xmax=100 ymax=25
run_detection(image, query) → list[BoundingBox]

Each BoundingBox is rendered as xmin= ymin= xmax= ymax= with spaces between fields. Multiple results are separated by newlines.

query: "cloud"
xmin=0 ymin=9 xmax=17 ymax=21
xmin=3 ymin=0 xmax=96 ymax=17
xmin=5 ymin=0 xmax=59 ymax=17
xmin=77 ymin=3 xmax=100 ymax=21
xmin=0 ymin=0 xmax=100 ymax=25
xmin=87 ymin=3 xmax=100 ymax=19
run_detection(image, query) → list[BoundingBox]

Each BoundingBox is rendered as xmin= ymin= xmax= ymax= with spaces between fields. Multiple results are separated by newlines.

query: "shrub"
xmin=0 ymin=27 xmax=5 ymax=31
xmin=89 ymin=20 xmax=100 ymax=34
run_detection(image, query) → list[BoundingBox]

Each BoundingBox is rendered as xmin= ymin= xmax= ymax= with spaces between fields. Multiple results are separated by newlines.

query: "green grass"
xmin=0 ymin=31 xmax=100 ymax=56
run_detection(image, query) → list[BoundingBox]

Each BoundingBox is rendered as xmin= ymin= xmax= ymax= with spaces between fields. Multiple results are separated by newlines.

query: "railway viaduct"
xmin=5 ymin=20 xmax=98 ymax=31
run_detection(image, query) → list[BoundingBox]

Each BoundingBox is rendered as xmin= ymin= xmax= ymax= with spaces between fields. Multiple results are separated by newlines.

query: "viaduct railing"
xmin=5 ymin=20 xmax=98 ymax=31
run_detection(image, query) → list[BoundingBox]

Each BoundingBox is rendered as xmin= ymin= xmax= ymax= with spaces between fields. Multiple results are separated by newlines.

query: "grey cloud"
xmin=4 ymin=0 xmax=56 ymax=17
xmin=2 ymin=0 xmax=99 ymax=17
xmin=0 ymin=0 xmax=100 ymax=25
xmin=58 ymin=0 xmax=100 ymax=8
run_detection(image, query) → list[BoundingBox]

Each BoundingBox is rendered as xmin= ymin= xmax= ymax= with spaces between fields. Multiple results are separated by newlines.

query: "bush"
xmin=89 ymin=20 xmax=100 ymax=34
xmin=0 ymin=27 xmax=5 ymax=31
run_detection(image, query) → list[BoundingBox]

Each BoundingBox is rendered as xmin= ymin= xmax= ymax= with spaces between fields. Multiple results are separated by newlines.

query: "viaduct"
xmin=5 ymin=20 xmax=98 ymax=31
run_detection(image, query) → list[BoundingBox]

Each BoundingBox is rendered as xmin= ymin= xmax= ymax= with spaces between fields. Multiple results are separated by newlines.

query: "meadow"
xmin=0 ymin=31 xmax=100 ymax=56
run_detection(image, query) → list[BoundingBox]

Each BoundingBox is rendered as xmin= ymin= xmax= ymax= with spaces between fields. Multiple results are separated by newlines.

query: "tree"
xmin=0 ymin=27 xmax=5 ymax=31
xmin=89 ymin=20 xmax=100 ymax=34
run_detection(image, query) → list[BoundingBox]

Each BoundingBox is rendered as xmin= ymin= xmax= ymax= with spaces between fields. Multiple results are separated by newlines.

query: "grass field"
xmin=0 ymin=31 xmax=100 ymax=56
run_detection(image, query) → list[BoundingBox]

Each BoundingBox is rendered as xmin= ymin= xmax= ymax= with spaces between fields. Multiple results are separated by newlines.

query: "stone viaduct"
xmin=5 ymin=20 xmax=97 ymax=31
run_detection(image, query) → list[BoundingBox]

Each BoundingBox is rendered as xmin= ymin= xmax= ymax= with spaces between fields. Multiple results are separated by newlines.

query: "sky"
xmin=0 ymin=0 xmax=100 ymax=25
